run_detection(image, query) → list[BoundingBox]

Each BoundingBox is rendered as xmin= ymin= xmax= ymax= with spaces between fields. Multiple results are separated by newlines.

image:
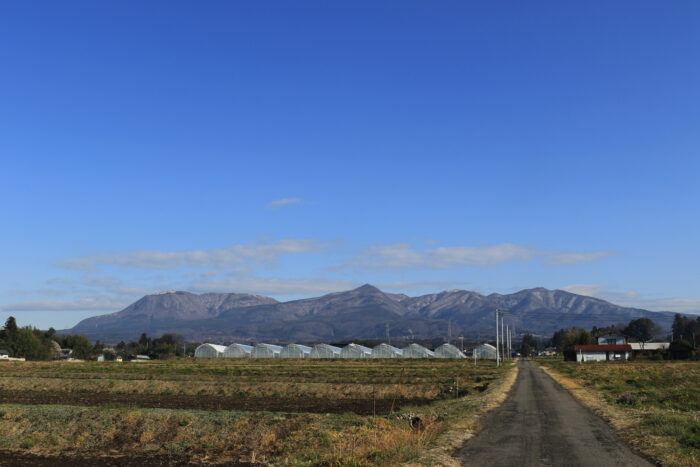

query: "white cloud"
xmin=545 ymin=250 xmax=619 ymax=265
xmin=560 ymin=284 xmax=700 ymax=315
xmin=0 ymin=297 xmax=129 ymax=312
xmin=376 ymin=281 xmax=470 ymax=292
xmin=559 ymin=284 xmax=605 ymax=296
xmin=190 ymin=277 xmax=357 ymax=296
xmin=348 ymin=243 xmax=616 ymax=269
xmin=54 ymin=238 xmax=327 ymax=271
xmin=266 ymin=198 xmax=303 ymax=209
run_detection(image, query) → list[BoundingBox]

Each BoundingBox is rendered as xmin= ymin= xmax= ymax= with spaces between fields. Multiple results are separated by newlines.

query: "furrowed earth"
xmin=0 ymin=358 xmax=515 ymax=466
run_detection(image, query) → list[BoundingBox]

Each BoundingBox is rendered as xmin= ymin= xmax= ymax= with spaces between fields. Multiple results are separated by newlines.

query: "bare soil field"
xmin=0 ymin=358 xmax=515 ymax=465
xmin=0 ymin=389 xmax=430 ymax=415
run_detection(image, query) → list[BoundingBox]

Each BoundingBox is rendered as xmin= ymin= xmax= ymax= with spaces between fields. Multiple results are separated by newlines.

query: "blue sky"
xmin=1 ymin=1 xmax=699 ymax=329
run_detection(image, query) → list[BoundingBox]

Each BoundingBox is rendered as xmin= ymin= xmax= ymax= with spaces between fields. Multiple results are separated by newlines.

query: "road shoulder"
xmin=537 ymin=362 xmax=691 ymax=467
xmin=409 ymin=361 xmax=519 ymax=467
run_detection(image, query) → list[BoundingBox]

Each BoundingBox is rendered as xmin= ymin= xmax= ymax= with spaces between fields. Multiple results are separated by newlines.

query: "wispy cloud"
xmin=559 ymin=284 xmax=606 ymax=296
xmin=546 ymin=251 xmax=619 ymax=265
xmin=376 ymin=281 xmax=470 ymax=292
xmin=266 ymin=198 xmax=304 ymax=210
xmin=0 ymin=297 xmax=129 ymax=312
xmin=54 ymin=238 xmax=327 ymax=271
xmin=346 ymin=243 xmax=616 ymax=269
xmin=190 ymin=277 xmax=357 ymax=296
xmin=560 ymin=284 xmax=700 ymax=315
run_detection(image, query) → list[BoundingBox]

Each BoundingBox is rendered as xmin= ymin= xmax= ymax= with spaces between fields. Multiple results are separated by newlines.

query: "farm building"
xmin=402 ymin=343 xmax=434 ymax=358
xmin=280 ymin=344 xmax=312 ymax=359
xmin=251 ymin=343 xmax=283 ymax=358
xmin=340 ymin=343 xmax=372 ymax=359
xmin=574 ymin=344 xmax=632 ymax=362
xmin=310 ymin=343 xmax=341 ymax=359
xmin=194 ymin=343 xmax=226 ymax=358
xmin=473 ymin=343 xmax=498 ymax=360
xmin=434 ymin=343 xmax=466 ymax=359
xmin=372 ymin=343 xmax=403 ymax=358
xmin=223 ymin=343 xmax=253 ymax=358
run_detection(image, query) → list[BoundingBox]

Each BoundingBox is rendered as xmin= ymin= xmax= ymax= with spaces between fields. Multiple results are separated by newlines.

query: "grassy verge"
xmin=536 ymin=359 xmax=699 ymax=467
xmin=0 ymin=359 xmax=515 ymax=465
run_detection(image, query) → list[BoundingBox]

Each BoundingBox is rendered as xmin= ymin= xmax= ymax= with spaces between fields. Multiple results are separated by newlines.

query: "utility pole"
xmin=501 ymin=316 xmax=505 ymax=363
xmin=459 ymin=336 xmax=464 ymax=352
xmin=506 ymin=325 xmax=509 ymax=360
xmin=386 ymin=323 xmax=390 ymax=345
xmin=448 ymin=319 xmax=452 ymax=344
xmin=495 ymin=310 xmax=500 ymax=367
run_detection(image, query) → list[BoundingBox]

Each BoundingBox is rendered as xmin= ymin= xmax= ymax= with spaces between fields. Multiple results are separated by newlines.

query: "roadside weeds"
xmin=538 ymin=362 xmax=699 ymax=467
xmin=408 ymin=361 xmax=519 ymax=467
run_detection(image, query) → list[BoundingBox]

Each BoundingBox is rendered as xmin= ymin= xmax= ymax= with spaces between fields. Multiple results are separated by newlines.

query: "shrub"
xmin=680 ymin=423 xmax=700 ymax=449
xmin=616 ymin=392 xmax=637 ymax=406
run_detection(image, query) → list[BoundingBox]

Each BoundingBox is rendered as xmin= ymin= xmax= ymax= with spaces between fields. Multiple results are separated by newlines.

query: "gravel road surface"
xmin=456 ymin=359 xmax=653 ymax=467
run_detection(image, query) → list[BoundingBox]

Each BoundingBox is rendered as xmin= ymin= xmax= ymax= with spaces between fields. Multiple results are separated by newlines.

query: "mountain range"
xmin=66 ymin=285 xmax=679 ymax=344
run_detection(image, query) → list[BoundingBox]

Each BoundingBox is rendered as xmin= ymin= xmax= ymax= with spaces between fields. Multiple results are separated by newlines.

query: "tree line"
xmin=518 ymin=314 xmax=699 ymax=360
xmin=0 ymin=316 xmax=198 ymax=361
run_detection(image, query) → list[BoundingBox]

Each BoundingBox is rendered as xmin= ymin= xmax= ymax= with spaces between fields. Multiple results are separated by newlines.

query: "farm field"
xmin=537 ymin=359 xmax=700 ymax=467
xmin=0 ymin=358 xmax=516 ymax=465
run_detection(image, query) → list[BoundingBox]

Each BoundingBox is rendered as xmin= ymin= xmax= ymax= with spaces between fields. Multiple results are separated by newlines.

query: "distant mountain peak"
xmin=67 ymin=285 xmax=678 ymax=343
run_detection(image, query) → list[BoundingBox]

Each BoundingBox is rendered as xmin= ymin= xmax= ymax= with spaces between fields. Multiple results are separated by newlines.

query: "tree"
xmin=561 ymin=328 xmax=592 ymax=361
xmin=56 ymin=334 xmax=94 ymax=360
xmin=623 ymin=318 xmax=659 ymax=349
xmin=13 ymin=327 xmax=51 ymax=360
xmin=520 ymin=334 xmax=539 ymax=357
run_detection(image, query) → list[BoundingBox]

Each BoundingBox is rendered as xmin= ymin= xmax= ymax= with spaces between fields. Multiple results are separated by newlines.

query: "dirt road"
xmin=456 ymin=360 xmax=653 ymax=467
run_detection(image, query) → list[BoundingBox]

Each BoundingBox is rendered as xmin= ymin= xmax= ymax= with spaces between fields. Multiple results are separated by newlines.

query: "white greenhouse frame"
xmin=434 ymin=343 xmax=466 ymax=359
xmin=310 ymin=343 xmax=341 ymax=359
xmin=340 ymin=343 xmax=372 ymax=359
xmin=371 ymin=343 xmax=403 ymax=359
xmin=223 ymin=343 xmax=253 ymax=358
xmin=280 ymin=344 xmax=312 ymax=359
xmin=194 ymin=343 xmax=226 ymax=358
xmin=402 ymin=343 xmax=435 ymax=358
xmin=251 ymin=343 xmax=283 ymax=358
xmin=473 ymin=343 xmax=498 ymax=360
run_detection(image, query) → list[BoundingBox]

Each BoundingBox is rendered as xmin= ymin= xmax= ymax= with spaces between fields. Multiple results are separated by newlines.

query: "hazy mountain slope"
xmin=67 ymin=286 xmax=680 ymax=343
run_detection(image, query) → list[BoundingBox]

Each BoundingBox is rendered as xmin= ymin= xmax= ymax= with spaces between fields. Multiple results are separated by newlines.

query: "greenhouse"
xmin=309 ymin=343 xmax=341 ymax=359
xmin=194 ymin=343 xmax=226 ymax=358
xmin=434 ymin=343 xmax=466 ymax=359
xmin=340 ymin=343 xmax=372 ymax=359
xmin=371 ymin=343 xmax=403 ymax=359
xmin=402 ymin=343 xmax=435 ymax=358
xmin=251 ymin=343 xmax=283 ymax=358
xmin=223 ymin=343 xmax=253 ymax=358
xmin=473 ymin=343 xmax=498 ymax=360
xmin=280 ymin=344 xmax=312 ymax=359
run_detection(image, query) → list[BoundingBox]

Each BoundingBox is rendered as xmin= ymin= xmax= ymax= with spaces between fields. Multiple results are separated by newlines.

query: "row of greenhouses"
xmin=194 ymin=342 xmax=472 ymax=359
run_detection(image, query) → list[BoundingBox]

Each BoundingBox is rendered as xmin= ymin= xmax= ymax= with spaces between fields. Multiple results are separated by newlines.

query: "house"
xmin=629 ymin=342 xmax=669 ymax=351
xmin=574 ymin=344 xmax=632 ymax=362
xmin=597 ymin=335 xmax=626 ymax=345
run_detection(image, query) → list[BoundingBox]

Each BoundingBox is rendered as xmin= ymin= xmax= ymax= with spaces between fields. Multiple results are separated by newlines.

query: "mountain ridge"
xmin=66 ymin=285 xmax=680 ymax=343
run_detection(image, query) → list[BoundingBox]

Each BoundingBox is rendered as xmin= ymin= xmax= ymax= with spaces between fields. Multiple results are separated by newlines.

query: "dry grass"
xmin=411 ymin=359 xmax=519 ymax=467
xmin=538 ymin=359 xmax=700 ymax=467
xmin=0 ymin=359 xmax=500 ymax=400
xmin=0 ymin=358 xmax=514 ymax=465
